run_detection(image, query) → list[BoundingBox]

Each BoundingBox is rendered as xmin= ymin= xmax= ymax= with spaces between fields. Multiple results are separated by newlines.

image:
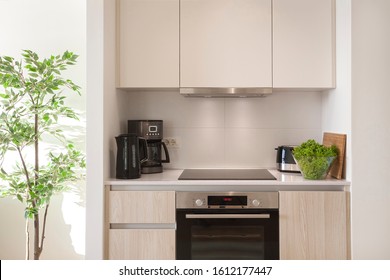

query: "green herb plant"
xmin=293 ymin=139 xmax=338 ymax=180
xmin=0 ymin=50 xmax=85 ymax=260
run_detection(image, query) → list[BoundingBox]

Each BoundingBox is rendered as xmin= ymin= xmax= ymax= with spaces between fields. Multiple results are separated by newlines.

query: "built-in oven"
xmin=176 ymin=192 xmax=279 ymax=260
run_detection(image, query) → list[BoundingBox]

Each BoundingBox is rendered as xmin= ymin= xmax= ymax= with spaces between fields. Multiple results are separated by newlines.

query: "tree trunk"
xmin=25 ymin=219 xmax=30 ymax=260
xmin=33 ymin=113 xmax=41 ymax=260
xmin=34 ymin=114 xmax=39 ymax=181
xmin=34 ymin=212 xmax=41 ymax=260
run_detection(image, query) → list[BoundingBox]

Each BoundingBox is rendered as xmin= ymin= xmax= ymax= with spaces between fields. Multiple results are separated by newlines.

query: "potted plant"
xmin=0 ymin=50 xmax=86 ymax=260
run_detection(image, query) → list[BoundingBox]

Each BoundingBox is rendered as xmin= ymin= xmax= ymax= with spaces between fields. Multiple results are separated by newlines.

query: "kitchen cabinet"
xmin=273 ymin=0 xmax=336 ymax=89
xmin=117 ymin=0 xmax=334 ymax=90
xmin=180 ymin=0 xmax=272 ymax=88
xmin=117 ymin=0 xmax=179 ymax=88
xmin=109 ymin=229 xmax=175 ymax=259
xmin=105 ymin=190 xmax=176 ymax=259
xmin=279 ymin=191 xmax=350 ymax=260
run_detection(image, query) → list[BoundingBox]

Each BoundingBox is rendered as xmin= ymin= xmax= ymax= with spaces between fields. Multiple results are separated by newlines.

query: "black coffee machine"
xmin=128 ymin=120 xmax=170 ymax=174
xmin=115 ymin=134 xmax=148 ymax=179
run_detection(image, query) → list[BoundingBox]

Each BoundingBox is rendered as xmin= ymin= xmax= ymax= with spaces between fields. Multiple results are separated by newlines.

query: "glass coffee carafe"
xmin=141 ymin=140 xmax=170 ymax=174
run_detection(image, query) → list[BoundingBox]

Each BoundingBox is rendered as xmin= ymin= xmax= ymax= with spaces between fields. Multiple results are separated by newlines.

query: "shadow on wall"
xmin=42 ymin=193 xmax=85 ymax=260
xmin=0 ymin=192 xmax=85 ymax=260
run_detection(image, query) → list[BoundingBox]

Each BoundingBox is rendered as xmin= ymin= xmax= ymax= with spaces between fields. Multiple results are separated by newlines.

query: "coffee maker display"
xmin=128 ymin=120 xmax=170 ymax=174
xmin=115 ymin=134 xmax=148 ymax=179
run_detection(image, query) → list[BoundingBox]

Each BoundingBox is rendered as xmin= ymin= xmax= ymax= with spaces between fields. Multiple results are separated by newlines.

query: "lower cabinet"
xmin=109 ymin=229 xmax=175 ymax=260
xmin=105 ymin=189 xmax=176 ymax=260
xmin=279 ymin=191 xmax=350 ymax=260
xmin=105 ymin=188 xmax=350 ymax=260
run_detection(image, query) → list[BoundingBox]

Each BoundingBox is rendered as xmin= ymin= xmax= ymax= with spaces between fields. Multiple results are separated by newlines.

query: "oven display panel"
xmin=208 ymin=196 xmax=247 ymax=206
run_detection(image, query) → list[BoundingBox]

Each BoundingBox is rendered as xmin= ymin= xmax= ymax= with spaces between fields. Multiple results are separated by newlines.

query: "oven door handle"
xmin=185 ymin=214 xmax=271 ymax=219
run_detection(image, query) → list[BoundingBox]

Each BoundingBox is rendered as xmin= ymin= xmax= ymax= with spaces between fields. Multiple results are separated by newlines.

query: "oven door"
xmin=176 ymin=208 xmax=279 ymax=260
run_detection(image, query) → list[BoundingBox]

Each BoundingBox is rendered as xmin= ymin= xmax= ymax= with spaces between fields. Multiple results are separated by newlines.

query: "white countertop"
xmin=105 ymin=169 xmax=350 ymax=192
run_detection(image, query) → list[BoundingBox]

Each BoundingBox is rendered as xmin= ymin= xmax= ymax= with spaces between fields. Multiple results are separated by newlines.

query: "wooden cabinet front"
xmin=106 ymin=190 xmax=176 ymax=260
xmin=109 ymin=229 xmax=175 ymax=260
xmin=279 ymin=191 xmax=350 ymax=260
xmin=108 ymin=191 xmax=175 ymax=223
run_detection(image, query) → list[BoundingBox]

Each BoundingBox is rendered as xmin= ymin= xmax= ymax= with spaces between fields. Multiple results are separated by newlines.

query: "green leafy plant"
xmin=293 ymin=139 xmax=338 ymax=180
xmin=0 ymin=50 xmax=85 ymax=260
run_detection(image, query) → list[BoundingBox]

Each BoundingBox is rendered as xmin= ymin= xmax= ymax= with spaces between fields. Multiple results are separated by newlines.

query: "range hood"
xmin=180 ymin=87 xmax=272 ymax=98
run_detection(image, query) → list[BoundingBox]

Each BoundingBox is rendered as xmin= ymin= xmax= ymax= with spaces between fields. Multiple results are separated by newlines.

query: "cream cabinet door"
xmin=109 ymin=229 xmax=175 ymax=260
xmin=279 ymin=191 xmax=350 ymax=260
xmin=180 ymin=0 xmax=272 ymax=88
xmin=117 ymin=0 xmax=179 ymax=88
xmin=273 ymin=0 xmax=335 ymax=88
xmin=108 ymin=191 xmax=175 ymax=223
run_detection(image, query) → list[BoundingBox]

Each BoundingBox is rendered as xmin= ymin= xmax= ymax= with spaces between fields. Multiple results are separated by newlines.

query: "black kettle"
xmin=115 ymin=134 xmax=148 ymax=179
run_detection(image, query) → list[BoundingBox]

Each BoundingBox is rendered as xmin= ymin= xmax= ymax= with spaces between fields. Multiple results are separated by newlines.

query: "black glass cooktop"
xmin=178 ymin=169 xmax=276 ymax=180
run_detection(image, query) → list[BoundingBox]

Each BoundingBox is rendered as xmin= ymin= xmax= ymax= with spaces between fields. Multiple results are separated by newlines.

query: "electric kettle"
xmin=275 ymin=145 xmax=300 ymax=173
xmin=115 ymin=134 xmax=148 ymax=179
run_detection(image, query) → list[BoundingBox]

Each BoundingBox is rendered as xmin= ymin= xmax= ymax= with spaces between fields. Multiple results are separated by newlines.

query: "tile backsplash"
xmin=121 ymin=90 xmax=323 ymax=169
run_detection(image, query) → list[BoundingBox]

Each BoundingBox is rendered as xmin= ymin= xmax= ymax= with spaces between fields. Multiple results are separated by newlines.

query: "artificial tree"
xmin=0 ymin=50 xmax=85 ymax=260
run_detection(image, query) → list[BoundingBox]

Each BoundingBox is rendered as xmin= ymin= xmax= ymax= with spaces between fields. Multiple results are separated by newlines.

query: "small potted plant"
xmin=293 ymin=139 xmax=338 ymax=180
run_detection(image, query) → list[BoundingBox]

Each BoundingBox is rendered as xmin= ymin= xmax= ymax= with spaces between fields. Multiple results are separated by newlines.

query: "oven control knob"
xmin=252 ymin=199 xmax=261 ymax=207
xmin=195 ymin=199 xmax=204 ymax=207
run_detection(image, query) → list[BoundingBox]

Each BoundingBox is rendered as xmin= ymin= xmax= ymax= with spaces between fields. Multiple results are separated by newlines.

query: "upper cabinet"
xmin=117 ymin=0 xmax=335 ymax=90
xmin=180 ymin=0 xmax=272 ymax=88
xmin=273 ymin=0 xmax=336 ymax=89
xmin=117 ymin=0 xmax=179 ymax=88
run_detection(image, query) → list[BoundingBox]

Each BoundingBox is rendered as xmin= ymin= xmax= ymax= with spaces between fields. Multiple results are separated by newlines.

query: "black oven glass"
xmin=176 ymin=209 xmax=279 ymax=260
xmin=191 ymin=225 xmax=265 ymax=260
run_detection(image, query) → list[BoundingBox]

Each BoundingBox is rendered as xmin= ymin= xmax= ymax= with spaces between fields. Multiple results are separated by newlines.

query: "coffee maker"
xmin=128 ymin=120 xmax=170 ymax=174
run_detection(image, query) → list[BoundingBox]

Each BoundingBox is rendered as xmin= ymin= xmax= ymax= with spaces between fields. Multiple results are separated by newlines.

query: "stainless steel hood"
xmin=180 ymin=87 xmax=272 ymax=98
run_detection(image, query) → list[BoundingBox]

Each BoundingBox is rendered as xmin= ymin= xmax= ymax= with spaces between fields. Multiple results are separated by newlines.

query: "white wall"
xmin=351 ymin=0 xmax=390 ymax=259
xmin=85 ymin=0 xmax=105 ymax=260
xmin=322 ymin=0 xmax=352 ymax=180
xmin=0 ymin=0 xmax=86 ymax=259
xmin=85 ymin=0 xmax=118 ymax=259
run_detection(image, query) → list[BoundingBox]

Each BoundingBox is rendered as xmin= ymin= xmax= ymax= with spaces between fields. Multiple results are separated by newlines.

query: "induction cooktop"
xmin=178 ymin=169 xmax=276 ymax=180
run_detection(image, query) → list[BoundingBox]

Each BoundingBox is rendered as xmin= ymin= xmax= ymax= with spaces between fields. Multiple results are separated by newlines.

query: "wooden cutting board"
xmin=322 ymin=132 xmax=347 ymax=179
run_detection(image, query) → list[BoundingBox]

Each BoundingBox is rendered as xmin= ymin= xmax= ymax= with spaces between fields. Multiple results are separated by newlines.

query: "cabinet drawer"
xmin=109 ymin=229 xmax=175 ymax=260
xmin=108 ymin=191 xmax=175 ymax=223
